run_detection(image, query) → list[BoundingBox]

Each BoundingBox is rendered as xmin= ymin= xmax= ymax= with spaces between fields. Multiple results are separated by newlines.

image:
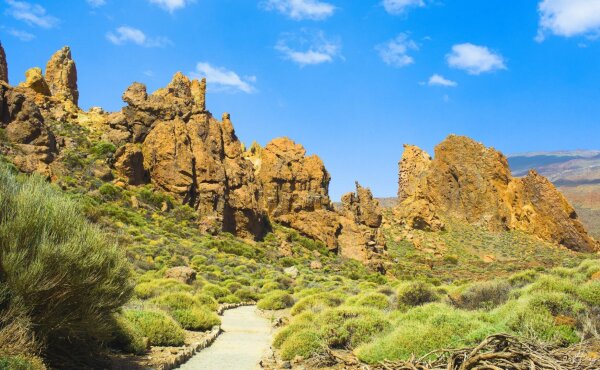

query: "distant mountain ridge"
xmin=508 ymin=150 xmax=600 ymax=185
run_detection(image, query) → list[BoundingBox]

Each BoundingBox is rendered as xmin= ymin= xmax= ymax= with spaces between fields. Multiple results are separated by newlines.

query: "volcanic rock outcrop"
xmin=253 ymin=137 xmax=339 ymax=247
xmin=0 ymin=82 xmax=57 ymax=176
xmin=0 ymin=42 xmax=7 ymax=84
xmin=338 ymin=182 xmax=386 ymax=269
xmin=395 ymin=135 xmax=598 ymax=252
xmin=45 ymin=46 xmax=79 ymax=106
xmin=252 ymin=138 xmax=386 ymax=269
xmin=110 ymin=73 xmax=268 ymax=239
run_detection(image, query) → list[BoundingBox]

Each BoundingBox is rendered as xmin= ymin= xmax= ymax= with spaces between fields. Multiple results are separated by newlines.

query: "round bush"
xmin=172 ymin=308 xmax=221 ymax=331
xmin=397 ymin=281 xmax=439 ymax=308
xmin=134 ymin=279 xmax=192 ymax=299
xmin=279 ymin=329 xmax=326 ymax=361
xmin=151 ymin=292 xmax=199 ymax=310
xmin=352 ymin=293 xmax=391 ymax=310
xmin=109 ymin=314 xmax=147 ymax=355
xmin=577 ymin=281 xmax=600 ymax=306
xmin=124 ymin=310 xmax=185 ymax=346
xmin=194 ymin=293 xmax=219 ymax=310
xmin=454 ymin=280 xmax=511 ymax=310
xmin=257 ymin=290 xmax=294 ymax=310
xmin=202 ymin=284 xmax=230 ymax=299
xmin=218 ymin=294 xmax=241 ymax=304
xmin=290 ymin=292 xmax=346 ymax=316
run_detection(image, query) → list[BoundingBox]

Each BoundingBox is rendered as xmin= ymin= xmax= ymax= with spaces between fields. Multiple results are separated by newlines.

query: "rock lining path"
xmin=177 ymin=306 xmax=272 ymax=370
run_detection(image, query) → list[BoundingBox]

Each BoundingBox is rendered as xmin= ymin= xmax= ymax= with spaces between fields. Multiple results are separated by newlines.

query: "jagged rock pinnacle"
xmin=0 ymin=42 xmax=8 ymax=84
xmin=45 ymin=46 xmax=79 ymax=105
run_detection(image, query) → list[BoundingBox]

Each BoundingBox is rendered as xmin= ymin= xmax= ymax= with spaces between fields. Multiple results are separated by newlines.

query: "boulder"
xmin=45 ymin=46 xmax=79 ymax=105
xmin=165 ymin=266 xmax=197 ymax=285
xmin=20 ymin=67 xmax=51 ymax=96
xmin=284 ymin=266 xmax=299 ymax=278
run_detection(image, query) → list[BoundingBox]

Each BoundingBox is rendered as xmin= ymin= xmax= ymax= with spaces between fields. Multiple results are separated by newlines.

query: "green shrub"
xmin=109 ymin=314 xmax=147 ymax=355
xmin=497 ymin=292 xmax=584 ymax=345
xmin=318 ymin=306 xmax=391 ymax=349
xmin=350 ymin=293 xmax=391 ymax=310
xmin=90 ymin=141 xmax=116 ymax=159
xmin=151 ymin=292 xmax=199 ymax=310
xmin=98 ymin=183 xmax=122 ymax=201
xmin=134 ymin=279 xmax=192 ymax=299
xmin=194 ymin=293 xmax=219 ymax=310
xmin=234 ymin=287 xmax=259 ymax=302
xmin=202 ymin=284 xmax=230 ymax=299
xmin=172 ymin=308 xmax=220 ymax=331
xmin=291 ymin=292 xmax=346 ymax=315
xmin=273 ymin=312 xmax=315 ymax=349
xmin=508 ymin=269 xmax=538 ymax=287
xmin=124 ymin=310 xmax=185 ymax=346
xmin=0 ymin=355 xmax=46 ymax=370
xmin=454 ymin=280 xmax=511 ymax=310
xmin=226 ymin=281 xmax=242 ymax=293
xmin=0 ymin=166 xmax=132 ymax=360
xmin=356 ymin=304 xmax=496 ymax=363
xmin=257 ymin=290 xmax=294 ymax=310
xmin=279 ymin=329 xmax=326 ymax=361
xmin=218 ymin=294 xmax=242 ymax=304
xmin=260 ymin=281 xmax=281 ymax=293
xmin=577 ymin=281 xmax=600 ymax=306
xmin=397 ymin=281 xmax=439 ymax=308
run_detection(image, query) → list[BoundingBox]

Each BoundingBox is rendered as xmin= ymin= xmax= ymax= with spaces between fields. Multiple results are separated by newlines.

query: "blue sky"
xmin=2 ymin=0 xmax=600 ymax=199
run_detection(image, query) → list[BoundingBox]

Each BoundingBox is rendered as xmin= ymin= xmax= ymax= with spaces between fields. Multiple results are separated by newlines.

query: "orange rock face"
xmin=396 ymin=135 xmax=598 ymax=252
xmin=257 ymin=137 xmax=332 ymax=217
xmin=120 ymin=73 xmax=269 ymax=239
xmin=45 ymin=47 xmax=79 ymax=106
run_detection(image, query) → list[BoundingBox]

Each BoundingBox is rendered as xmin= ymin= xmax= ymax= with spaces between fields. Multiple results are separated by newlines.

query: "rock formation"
xmin=110 ymin=73 xmax=268 ymax=239
xmin=45 ymin=46 xmax=79 ymax=106
xmin=0 ymin=83 xmax=57 ymax=176
xmin=0 ymin=42 xmax=7 ymax=84
xmin=396 ymin=135 xmax=598 ymax=252
xmin=254 ymin=137 xmax=338 ymax=247
xmin=342 ymin=182 xmax=383 ymax=228
xmin=20 ymin=68 xmax=51 ymax=96
xmin=254 ymin=139 xmax=386 ymax=269
xmin=338 ymin=182 xmax=386 ymax=270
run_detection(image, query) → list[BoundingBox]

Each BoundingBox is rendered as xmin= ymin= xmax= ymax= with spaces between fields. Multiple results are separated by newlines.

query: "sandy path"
xmin=177 ymin=306 xmax=272 ymax=370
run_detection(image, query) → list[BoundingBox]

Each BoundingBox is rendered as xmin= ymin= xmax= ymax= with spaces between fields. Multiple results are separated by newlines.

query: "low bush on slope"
xmin=0 ymin=164 xmax=133 ymax=367
xmin=272 ymin=259 xmax=600 ymax=364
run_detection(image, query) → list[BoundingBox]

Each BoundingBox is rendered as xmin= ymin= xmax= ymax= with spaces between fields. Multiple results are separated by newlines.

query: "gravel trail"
xmin=177 ymin=306 xmax=272 ymax=370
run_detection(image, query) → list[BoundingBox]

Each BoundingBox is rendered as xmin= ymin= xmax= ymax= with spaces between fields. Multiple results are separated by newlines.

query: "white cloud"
xmin=87 ymin=0 xmax=106 ymax=7
xmin=536 ymin=0 xmax=600 ymax=41
xmin=376 ymin=33 xmax=418 ymax=68
xmin=428 ymin=74 xmax=457 ymax=87
xmin=106 ymin=26 xmax=171 ymax=48
xmin=276 ymin=30 xmax=341 ymax=66
xmin=148 ymin=0 xmax=194 ymax=13
xmin=190 ymin=63 xmax=256 ymax=94
xmin=261 ymin=0 xmax=335 ymax=20
xmin=382 ymin=0 xmax=424 ymax=15
xmin=7 ymin=28 xmax=35 ymax=41
xmin=446 ymin=43 xmax=506 ymax=75
xmin=4 ymin=0 xmax=58 ymax=28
